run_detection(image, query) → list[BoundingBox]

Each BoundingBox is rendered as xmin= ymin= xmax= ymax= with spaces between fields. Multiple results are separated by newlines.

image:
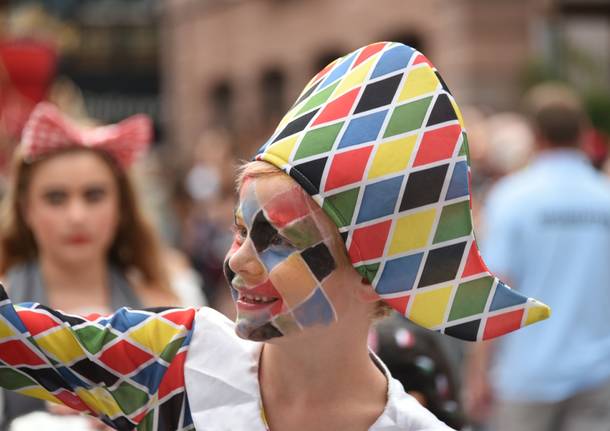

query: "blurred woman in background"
xmin=0 ymin=103 xmax=193 ymax=430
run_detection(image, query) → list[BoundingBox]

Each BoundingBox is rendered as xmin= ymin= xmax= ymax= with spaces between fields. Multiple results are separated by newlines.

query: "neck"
xmin=259 ymin=317 xmax=386 ymax=404
xmin=39 ymin=254 xmax=108 ymax=293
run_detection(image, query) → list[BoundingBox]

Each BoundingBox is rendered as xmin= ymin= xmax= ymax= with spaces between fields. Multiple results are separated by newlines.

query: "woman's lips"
xmin=65 ymin=235 xmax=92 ymax=245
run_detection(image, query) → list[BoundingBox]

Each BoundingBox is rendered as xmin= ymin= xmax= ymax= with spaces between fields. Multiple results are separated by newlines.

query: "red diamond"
xmin=99 ymin=340 xmax=153 ymax=374
xmin=159 ymin=350 xmax=186 ymax=400
xmin=414 ymin=124 xmax=461 ymax=167
xmin=56 ymin=389 xmax=90 ymax=412
xmin=348 ymin=220 xmax=392 ymax=263
xmin=461 ymin=241 xmax=489 ymax=278
xmin=312 ymin=87 xmax=360 ymax=126
xmin=413 ymin=54 xmax=434 ymax=68
xmin=18 ymin=310 xmax=60 ymax=336
xmin=324 ymin=145 xmax=373 ymax=192
xmin=161 ymin=309 xmax=196 ymax=330
xmin=263 ymin=185 xmax=311 ymax=228
xmin=353 ymin=42 xmax=387 ymax=68
xmin=383 ymin=295 xmax=410 ymax=315
xmin=0 ymin=340 xmax=46 ymax=366
xmin=483 ymin=309 xmax=524 ymax=340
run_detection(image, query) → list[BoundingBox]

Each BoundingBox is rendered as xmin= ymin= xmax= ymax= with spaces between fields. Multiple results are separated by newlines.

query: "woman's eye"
xmin=43 ymin=191 xmax=67 ymax=205
xmin=84 ymin=187 xmax=107 ymax=203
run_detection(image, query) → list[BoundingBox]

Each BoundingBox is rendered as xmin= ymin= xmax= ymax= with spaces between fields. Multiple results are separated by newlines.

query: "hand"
xmin=46 ymin=403 xmax=114 ymax=430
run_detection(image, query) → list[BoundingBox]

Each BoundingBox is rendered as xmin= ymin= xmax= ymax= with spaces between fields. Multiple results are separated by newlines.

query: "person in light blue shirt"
xmin=464 ymin=83 xmax=610 ymax=431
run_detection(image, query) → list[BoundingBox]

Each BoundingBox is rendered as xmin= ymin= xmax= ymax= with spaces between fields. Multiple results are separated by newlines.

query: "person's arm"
xmin=0 ymin=284 xmax=196 ymax=430
xmin=463 ymin=339 xmax=495 ymax=424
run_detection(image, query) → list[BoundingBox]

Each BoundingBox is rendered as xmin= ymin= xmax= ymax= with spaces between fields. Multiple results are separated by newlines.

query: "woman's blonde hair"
xmin=0 ymin=148 xmax=172 ymax=295
xmin=236 ymin=160 xmax=392 ymax=320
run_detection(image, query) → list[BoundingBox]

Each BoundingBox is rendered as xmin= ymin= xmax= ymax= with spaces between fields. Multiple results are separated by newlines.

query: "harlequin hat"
xmin=254 ymin=42 xmax=550 ymax=341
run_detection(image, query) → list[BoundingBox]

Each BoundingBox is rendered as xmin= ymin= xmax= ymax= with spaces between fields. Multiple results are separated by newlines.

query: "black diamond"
xmin=158 ymin=391 xmax=185 ymax=431
xmin=71 ymin=359 xmax=119 ymax=387
xmin=426 ymin=93 xmax=457 ymax=126
xmin=444 ymin=319 xmax=480 ymax=341
xmin=354 ymin=74 xmax=403 ymax=114
xmin=39 ymin=306 xmax=86 ymax=326
xmin=20 ymin=367 xmax=72 ymax=392
xmin=399 ymin=164 xmax=448 ymax=211
xmin=272 ymin=109 xmax=319 ymax=143
xmin=301 ymin=243 xmax=336 ymax=281
xmin=110 ymin=415 xmax=137 ymax=431
xmin=290 ymin=157 xmax=328 ymax=195
xmin=418 ymin=241 xmax=466 ymax=288
xmin=251 ymin=210 xmax=279 ymax=252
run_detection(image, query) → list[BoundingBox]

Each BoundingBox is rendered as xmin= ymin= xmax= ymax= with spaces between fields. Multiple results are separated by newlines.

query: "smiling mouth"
xmin=238 ymin=293 xmax=279 ymax=305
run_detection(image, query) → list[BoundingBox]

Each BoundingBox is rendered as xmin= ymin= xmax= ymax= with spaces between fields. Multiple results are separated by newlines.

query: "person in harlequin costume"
xmin=0 ymin=42 xmax=550 ymax=431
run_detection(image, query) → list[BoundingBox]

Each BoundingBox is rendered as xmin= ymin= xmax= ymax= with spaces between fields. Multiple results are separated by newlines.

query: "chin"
xmin=235 ymin=319 xmax=283 ymax=342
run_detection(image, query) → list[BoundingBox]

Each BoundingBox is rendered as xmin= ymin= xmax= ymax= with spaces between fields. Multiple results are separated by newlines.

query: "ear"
xmin=355 ymin=276 xmax=381 ymax=303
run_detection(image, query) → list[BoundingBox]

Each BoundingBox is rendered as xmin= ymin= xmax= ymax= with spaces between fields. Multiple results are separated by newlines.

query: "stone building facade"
xmin=161 ymin=0 xmax=608 ymax=158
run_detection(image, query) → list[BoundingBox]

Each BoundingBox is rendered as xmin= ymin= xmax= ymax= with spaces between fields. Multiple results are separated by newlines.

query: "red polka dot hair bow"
xmin=20 ymin=102 xmax=152 ymax=169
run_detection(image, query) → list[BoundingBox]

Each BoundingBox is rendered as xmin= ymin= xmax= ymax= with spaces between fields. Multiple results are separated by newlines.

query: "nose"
xmin=227 ymin=240 xmax=266 ymax=284
xmin=65 ymin=197 xmax=88 ymax=224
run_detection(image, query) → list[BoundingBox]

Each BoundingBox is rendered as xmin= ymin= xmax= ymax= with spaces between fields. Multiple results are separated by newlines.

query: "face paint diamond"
xmin=300 ymin=243 xmax=336 ymax=282
xmin=251 ymin=211 xmax=279 ymax=252
xmin=292 ymin=288 xmax=335 ymax=327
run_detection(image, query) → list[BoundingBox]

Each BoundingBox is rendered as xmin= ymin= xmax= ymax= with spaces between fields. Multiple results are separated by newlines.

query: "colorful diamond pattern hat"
xmin=0 ymin=286 xmax=196 ymax=430
xmin=255 ymin=42 xmax=550 ymax=341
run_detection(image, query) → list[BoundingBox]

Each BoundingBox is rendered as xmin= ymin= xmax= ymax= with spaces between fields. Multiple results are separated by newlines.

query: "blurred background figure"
xmin=0 ymin=104 xmax=204 ymax=430
xmin=176 ymin=129 xmax=235 ymax=316
xmin=463 ymin=83 xmax=610 ymax=431
xmin=370 ymin=316 xmax=466 ymax=430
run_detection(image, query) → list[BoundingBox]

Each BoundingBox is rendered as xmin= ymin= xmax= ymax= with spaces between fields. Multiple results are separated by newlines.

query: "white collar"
xmin=184 ymin=308 xmax=452 ymax=430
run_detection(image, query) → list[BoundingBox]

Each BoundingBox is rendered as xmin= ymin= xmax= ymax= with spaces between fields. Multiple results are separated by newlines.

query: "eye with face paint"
xmin=224 ymin=175 xmax=340 ymax=341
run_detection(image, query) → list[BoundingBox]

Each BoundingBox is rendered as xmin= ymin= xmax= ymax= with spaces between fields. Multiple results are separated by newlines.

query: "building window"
xmin=261 ymin=68 xmax=285 ymax=124
xmin=210 ymin=81 xmax=233 ymax=130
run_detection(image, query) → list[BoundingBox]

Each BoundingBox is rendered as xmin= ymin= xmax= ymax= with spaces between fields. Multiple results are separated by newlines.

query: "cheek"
xmin=24 ymin=202 xmax=64 ymax=244
xmin=86 ymin=198 xmax=120 ymax=246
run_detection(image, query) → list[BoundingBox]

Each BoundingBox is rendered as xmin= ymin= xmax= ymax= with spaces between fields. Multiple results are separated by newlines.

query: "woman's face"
xmin=23 ymin=150 xmax=121 ymax=267
xmin=225 ymin=173 xmax=356 ymax=342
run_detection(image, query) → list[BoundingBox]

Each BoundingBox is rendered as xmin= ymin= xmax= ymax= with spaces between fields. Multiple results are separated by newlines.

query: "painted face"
xmin=225 ymin=174 xmax=343 ymax=341
xmin=24 ymin=150 xmax=120 ymax=267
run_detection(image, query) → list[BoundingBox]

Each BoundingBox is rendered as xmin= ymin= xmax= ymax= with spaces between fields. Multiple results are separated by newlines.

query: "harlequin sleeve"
xmin=0 ymin=284 xmax=196 ymax=430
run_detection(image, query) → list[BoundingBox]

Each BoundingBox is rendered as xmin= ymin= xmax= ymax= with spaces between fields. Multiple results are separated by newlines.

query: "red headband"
xmin=20 ymin=102 xmax=152 ymax=169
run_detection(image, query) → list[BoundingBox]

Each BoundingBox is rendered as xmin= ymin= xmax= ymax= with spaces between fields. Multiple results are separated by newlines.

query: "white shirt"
xmin=185 ymin=308 xmax=454 ymax=430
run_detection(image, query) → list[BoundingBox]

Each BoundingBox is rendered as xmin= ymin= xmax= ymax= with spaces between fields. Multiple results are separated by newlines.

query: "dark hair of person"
xmin=523 ymin=82 xmax=586 ymax=148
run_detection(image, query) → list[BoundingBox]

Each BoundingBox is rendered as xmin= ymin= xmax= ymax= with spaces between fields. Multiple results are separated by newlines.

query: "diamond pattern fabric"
xmin=255 ymin=42 xmax=550 ymax=341
xmin=0 ymin=286 xmax=195 ymax=430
